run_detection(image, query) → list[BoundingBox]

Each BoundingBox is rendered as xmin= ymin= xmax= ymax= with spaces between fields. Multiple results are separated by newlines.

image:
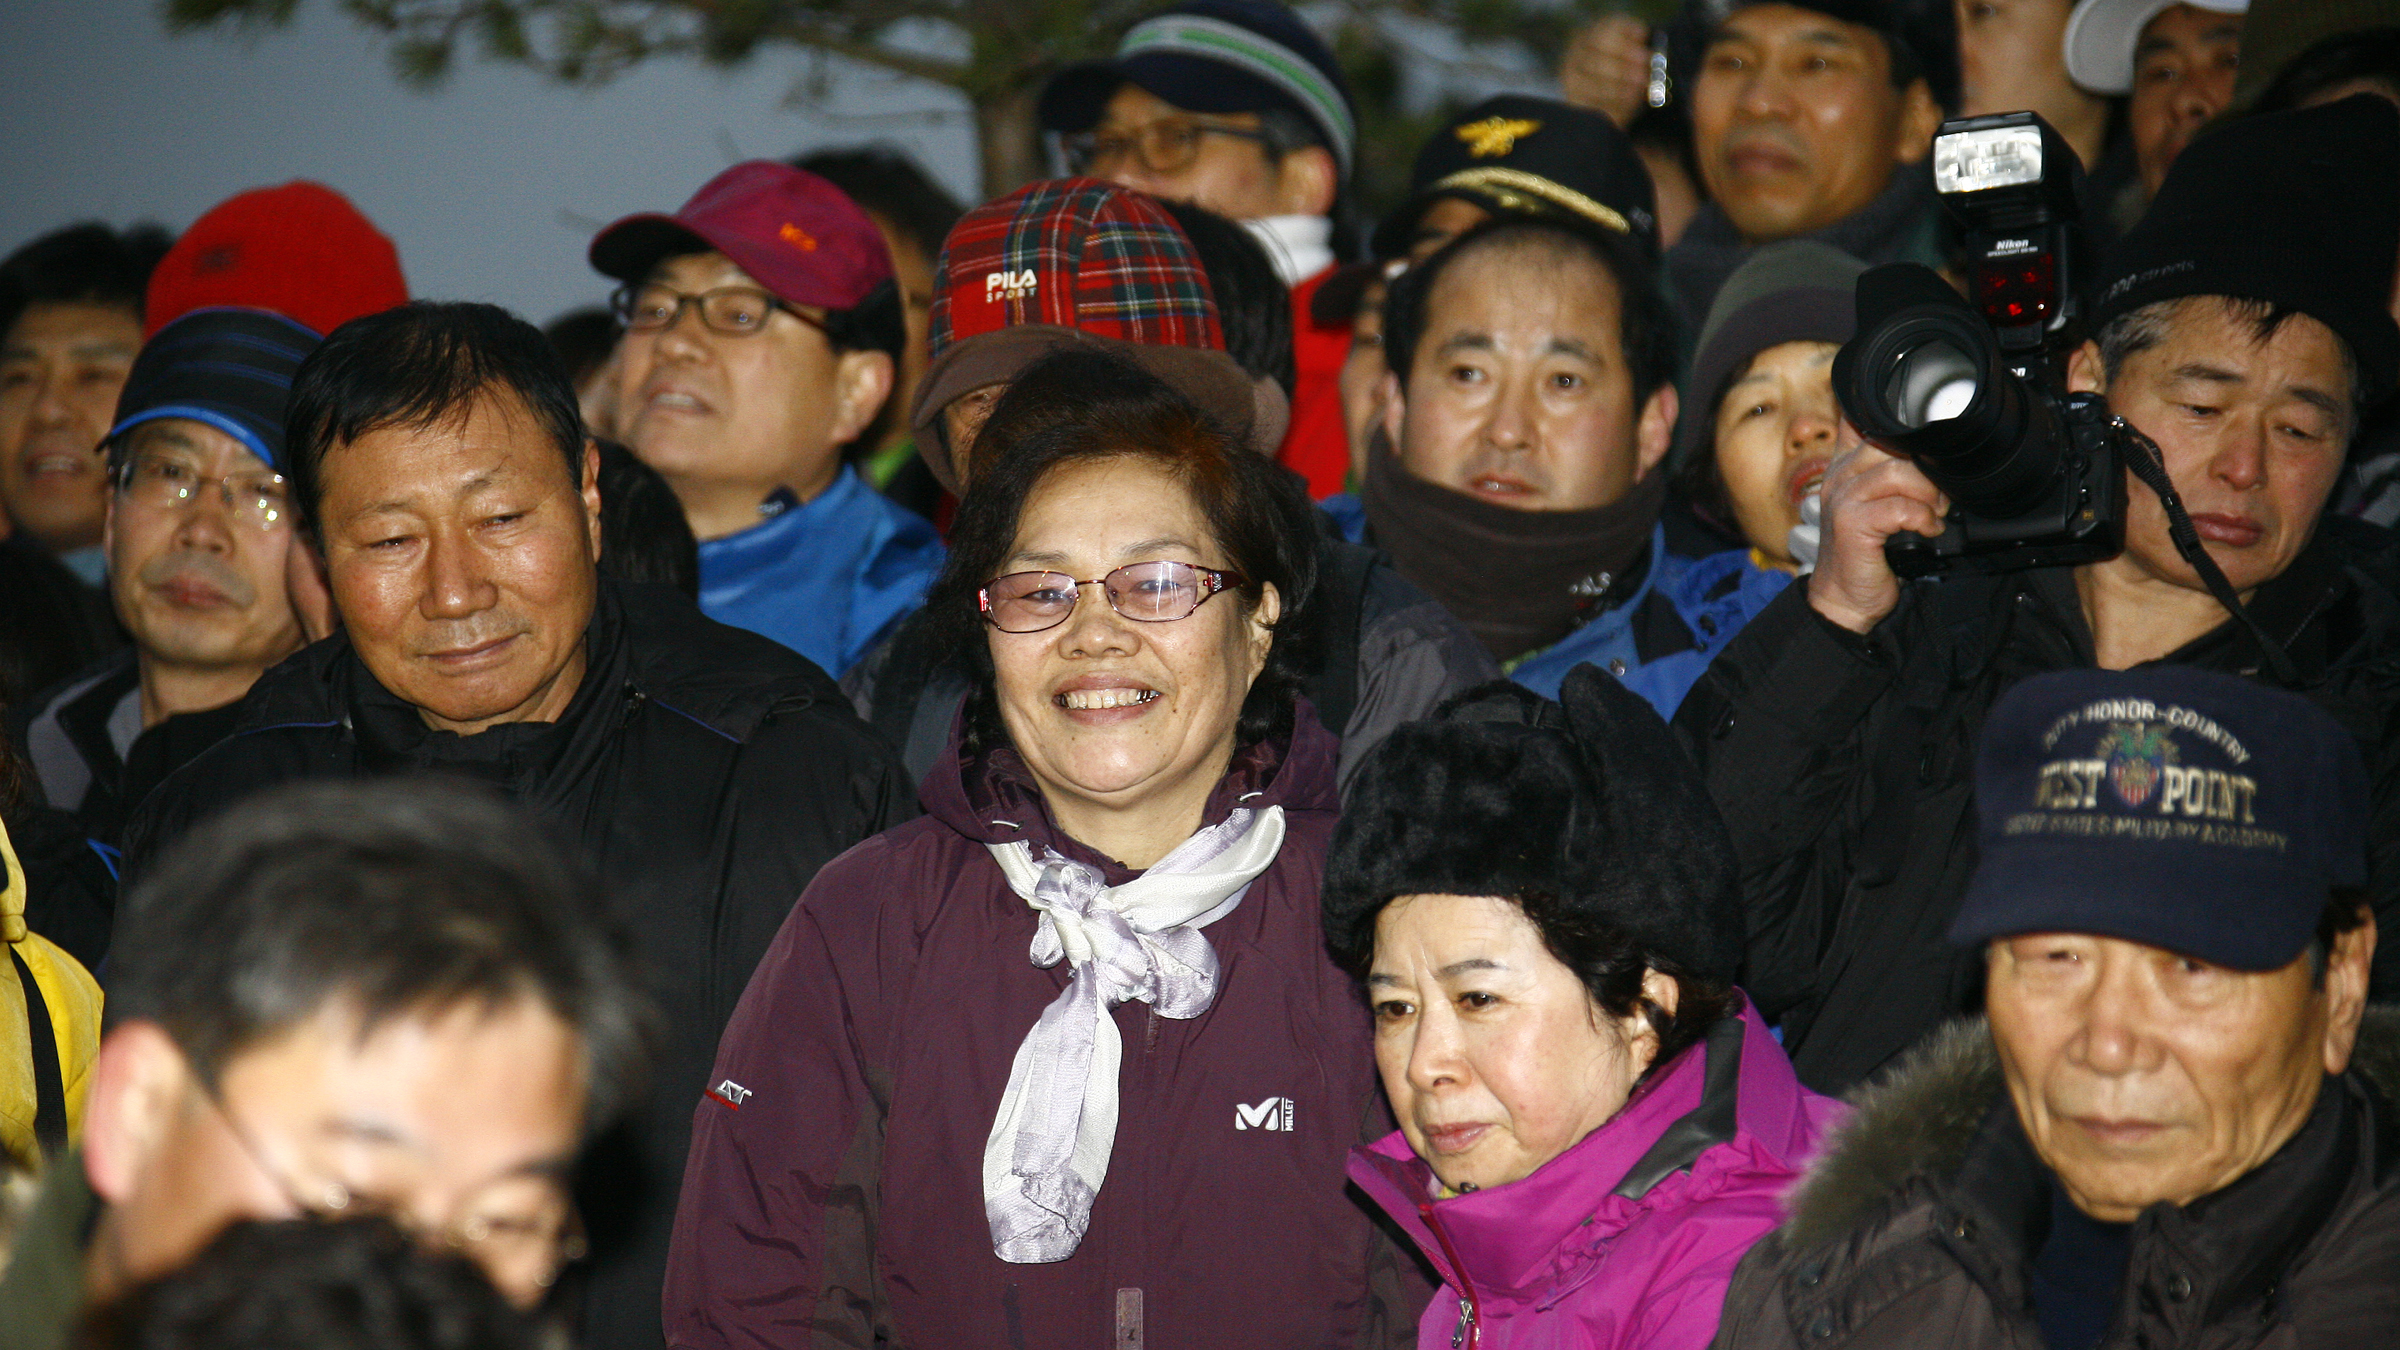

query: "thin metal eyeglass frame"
xmin=115 ymin=454 xmax=290 ymax=531
xmin=979 ymin=562 xmax=1248 ymax=634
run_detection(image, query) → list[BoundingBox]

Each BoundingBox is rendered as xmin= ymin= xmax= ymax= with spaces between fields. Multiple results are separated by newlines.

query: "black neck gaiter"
xmin=1362 ymin=437 xmax=1667 ymax=662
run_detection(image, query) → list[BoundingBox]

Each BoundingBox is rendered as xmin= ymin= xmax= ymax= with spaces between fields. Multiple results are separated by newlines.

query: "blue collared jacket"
xmin=699 ymin=466 xmax=945 ymax=679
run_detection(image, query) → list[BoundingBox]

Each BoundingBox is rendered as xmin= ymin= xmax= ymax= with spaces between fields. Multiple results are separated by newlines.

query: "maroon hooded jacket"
xmin=663 ymin=713 xmax=1425 ymax=1349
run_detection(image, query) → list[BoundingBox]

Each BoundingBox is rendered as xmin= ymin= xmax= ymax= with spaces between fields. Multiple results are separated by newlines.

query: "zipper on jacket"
xmin=1419 ymin=1202 xmax=1480 ymax=1350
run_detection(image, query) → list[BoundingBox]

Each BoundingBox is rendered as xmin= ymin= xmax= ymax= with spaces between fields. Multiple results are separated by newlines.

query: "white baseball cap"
xmin=2063 ymin=0 xmax=2248 ymax=95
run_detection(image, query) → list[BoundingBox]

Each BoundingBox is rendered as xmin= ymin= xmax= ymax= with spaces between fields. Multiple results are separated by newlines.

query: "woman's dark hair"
xmin=285 ymin=302 xmax=586 ymax=539
xmin=1380 ymin=214 xmax=1679 ymax=405
xmin=922 ymin=347 xmax=1321 ymax=754
xmin=1511 ymin=890 xmax=1740 ymax=1081
xmin=593 ymin=438 xmax=698 ymax=598
xmin=1329 ymin=887 xmax=1738 ymax=1084
xmin=1157 ymin=199 xmax=1298 ymax=395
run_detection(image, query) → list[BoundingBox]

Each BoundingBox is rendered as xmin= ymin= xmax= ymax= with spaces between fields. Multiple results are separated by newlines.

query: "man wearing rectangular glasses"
xmin=10 ymin=307 xmax=326 ymax=961
xmin=592 ymin=160 xmax=944 ymax=681
xmin=1039 ymin=0 xmax=1362 ymax=498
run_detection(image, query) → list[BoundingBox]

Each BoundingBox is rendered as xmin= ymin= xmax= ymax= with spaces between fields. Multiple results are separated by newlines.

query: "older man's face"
xmin=315 ymin=389 xmax=602 ymax=735
xmin=105 ymin=419 xmax=305 ymax=690
xmin=1985 ymin=918 xmax=2373 ymax=1222
xmin=1691 ymin=4 xmax=1940 ymax=244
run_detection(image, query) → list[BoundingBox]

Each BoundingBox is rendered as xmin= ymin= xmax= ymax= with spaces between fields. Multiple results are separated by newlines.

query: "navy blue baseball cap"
xmin=1038 ymin=0 xmax=1358 ymax=181
xmin=106 ymin=307 xmax=322 ymax=475
xmin=1950 ymin=667 xmax=2369 ymax=971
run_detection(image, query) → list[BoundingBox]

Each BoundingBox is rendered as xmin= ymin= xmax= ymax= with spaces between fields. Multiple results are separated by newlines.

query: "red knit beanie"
xmin=145 ymin=181 xmax=409 ymax=339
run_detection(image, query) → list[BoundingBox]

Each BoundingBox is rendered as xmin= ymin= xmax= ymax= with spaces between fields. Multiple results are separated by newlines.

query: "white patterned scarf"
xmin=980 ymin=804 xmax=1287 ymax=1263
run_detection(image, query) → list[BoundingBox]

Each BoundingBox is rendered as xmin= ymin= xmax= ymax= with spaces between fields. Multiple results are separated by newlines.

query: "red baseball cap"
xmin=588 ymin=161 xmax=893 ymax=311
xmin=145 ymin=181 xmax=408 ymax=339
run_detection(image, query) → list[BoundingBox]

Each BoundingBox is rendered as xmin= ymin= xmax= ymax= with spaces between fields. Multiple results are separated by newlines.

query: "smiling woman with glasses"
xmin=666 ymin=349 xmax=1425 ymax=1348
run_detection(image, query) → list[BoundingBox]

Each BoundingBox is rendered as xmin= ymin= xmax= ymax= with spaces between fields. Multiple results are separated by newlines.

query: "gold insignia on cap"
xmin=1455 ymin=117 xmax=1542 ymax=159
xmin=779 ymin=222 xmax=819 ymax=252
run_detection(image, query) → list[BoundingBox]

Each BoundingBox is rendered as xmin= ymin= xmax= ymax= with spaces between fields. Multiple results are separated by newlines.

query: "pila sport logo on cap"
xmin=984 ymin=269 xmax=1037 ymax=303
xmin=2013 ymin=695 xmax=2285 ymax=853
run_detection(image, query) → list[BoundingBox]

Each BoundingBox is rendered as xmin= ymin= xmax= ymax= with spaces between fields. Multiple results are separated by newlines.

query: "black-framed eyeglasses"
xmin=1061 ymin=116 xmax=1276 ymax=177
xmin=609 ymin=282 xmax=825 ymax=338
xmin=980 ymin=561 xmax=1247 ymax=634
xmin=189 ymin=1069 xmax=587 ymax=1293
xmin=115 ymin=451 xmax=291 ymax=531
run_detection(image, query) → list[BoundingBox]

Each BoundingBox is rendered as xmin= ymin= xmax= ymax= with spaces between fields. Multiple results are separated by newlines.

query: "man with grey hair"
xmin=1713 ymin=666 xmax=2399 ymax=1349
xmin=1676 ymin=94 xmax=2400 ymax=1094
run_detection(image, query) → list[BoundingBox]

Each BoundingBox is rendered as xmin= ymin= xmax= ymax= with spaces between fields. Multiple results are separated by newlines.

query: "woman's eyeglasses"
xmin=980 ymin=561 xmax=1246 ymax=634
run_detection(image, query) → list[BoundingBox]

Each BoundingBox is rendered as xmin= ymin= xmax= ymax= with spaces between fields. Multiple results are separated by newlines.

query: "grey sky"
xmin=0 ymin=0 xmax=982 ymax=324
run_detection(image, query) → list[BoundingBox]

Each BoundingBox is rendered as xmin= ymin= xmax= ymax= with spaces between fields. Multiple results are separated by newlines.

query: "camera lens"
xmin=1835 ymin=264 xmax=2064 ymax=519
xmin=1884 ymin=336 xmax=1981 ymax=428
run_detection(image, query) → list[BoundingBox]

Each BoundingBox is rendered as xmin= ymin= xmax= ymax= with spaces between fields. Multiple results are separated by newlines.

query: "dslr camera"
xmin=1832 ymin=112 xmax=2126 ymax=578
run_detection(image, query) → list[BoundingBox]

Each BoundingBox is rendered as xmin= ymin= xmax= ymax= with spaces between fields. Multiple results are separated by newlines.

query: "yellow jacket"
xmin=0 ymin=818 xmax=102 ymax=1171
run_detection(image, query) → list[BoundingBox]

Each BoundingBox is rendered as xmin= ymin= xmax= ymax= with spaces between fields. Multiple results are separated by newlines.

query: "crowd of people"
xmin=2 ymin=0 xmax=2399 ymax=1346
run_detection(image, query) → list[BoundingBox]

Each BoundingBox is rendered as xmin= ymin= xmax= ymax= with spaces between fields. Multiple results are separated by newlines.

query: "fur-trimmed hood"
xmin=1778 ymin=1006 xmax=2400 ymax=1256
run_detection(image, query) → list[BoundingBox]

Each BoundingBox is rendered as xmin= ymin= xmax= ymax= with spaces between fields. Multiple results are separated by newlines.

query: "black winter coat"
xmin=1710 ymin=1011 xmax=2400 ymax=1350
xmin=1674 ymin=517 xmax=2400 ymax=1093
xmin=119 ymin=579 xmax=917 ymax=1350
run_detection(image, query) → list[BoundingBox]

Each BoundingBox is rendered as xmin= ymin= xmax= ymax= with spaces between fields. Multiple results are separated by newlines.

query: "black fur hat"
xmin=1321 ymin=664 xmax=1743 ymax=983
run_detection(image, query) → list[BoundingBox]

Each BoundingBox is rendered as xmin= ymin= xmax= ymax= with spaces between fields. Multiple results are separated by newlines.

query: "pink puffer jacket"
xmin=1348 ymin=999 xmax=1842 ymax=1350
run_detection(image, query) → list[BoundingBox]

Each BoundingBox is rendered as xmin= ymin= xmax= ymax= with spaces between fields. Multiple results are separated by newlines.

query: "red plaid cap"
xmin=145 ymin=181 xmax=408 ymax=339
xmin=928 ymin=178 xmax=1223 ymax=358
xmin=589 ymin=161 xmax=893 ymax=311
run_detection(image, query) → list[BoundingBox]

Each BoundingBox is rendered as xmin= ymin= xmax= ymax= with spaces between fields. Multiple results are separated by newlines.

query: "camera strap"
xmin=2114 ymin=417 xmax=2304 ymax=685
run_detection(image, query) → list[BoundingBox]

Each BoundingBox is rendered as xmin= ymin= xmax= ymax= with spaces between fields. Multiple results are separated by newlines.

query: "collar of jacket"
xmin=229 ymin=578 xmax=844 ymax=756
xmin=1921 ymin=506 xmax=2389 ymax=695
xmin=915 ymin=696 xmax=1343 ymax=886
xmin=1346 ymin=999 xmax=1819 ymax=1307
xmin=46 ymin=650 xmax=139 ymax=787
xmin=1779 ymin=1008 xmax=2400 ymax=1306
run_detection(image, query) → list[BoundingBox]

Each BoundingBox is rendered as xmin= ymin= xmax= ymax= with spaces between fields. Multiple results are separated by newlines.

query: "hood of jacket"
xmin=231 ymin=578 xmax=845 ymax=756
xmin=1348 ymin=998 xmax=1838 ymax=1314
xmin=1778 ymin=1006 xmax=2400 ymax=1258
xmin=915 ymin=696 xmax=1342 ymax=885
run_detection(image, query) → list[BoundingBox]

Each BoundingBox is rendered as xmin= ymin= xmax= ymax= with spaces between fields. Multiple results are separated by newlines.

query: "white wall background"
xmin=0 ymin=0 xmax=983 ymax=325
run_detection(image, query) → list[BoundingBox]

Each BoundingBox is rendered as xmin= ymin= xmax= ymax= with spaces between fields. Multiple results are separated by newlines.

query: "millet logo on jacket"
xmin=708 ymin=1079 xmax=753 ymax=1110
xmin=1234 ymin=1097 xmax=1294 ymax=1131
